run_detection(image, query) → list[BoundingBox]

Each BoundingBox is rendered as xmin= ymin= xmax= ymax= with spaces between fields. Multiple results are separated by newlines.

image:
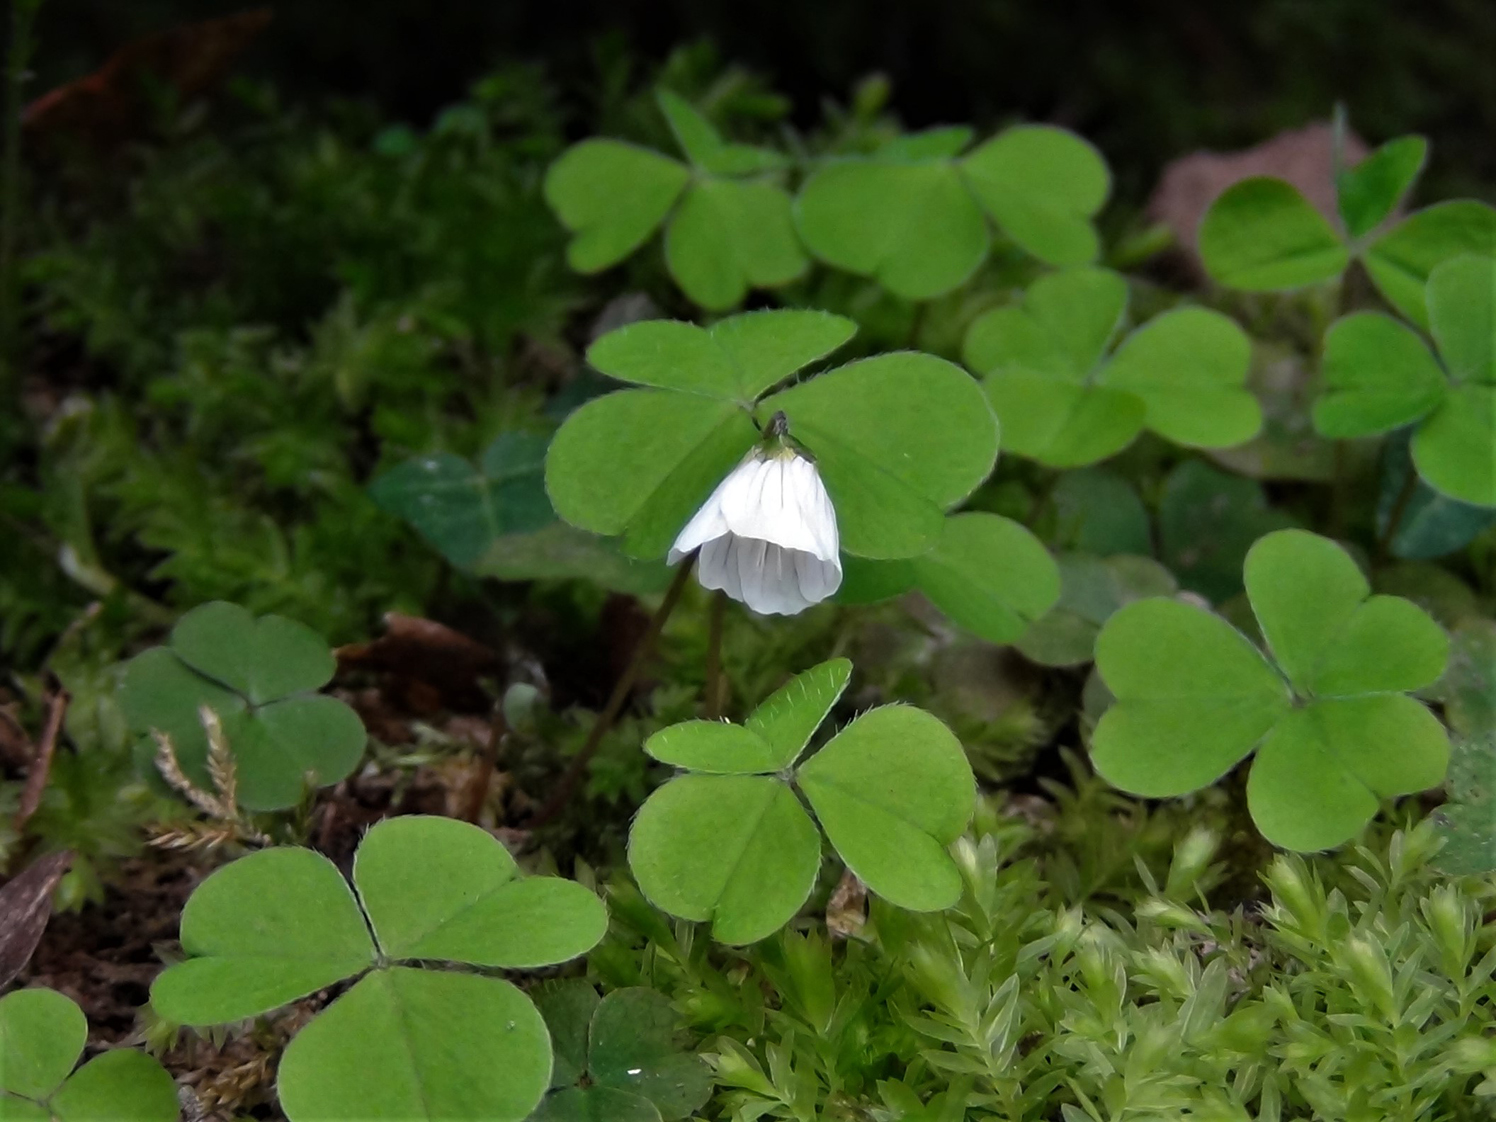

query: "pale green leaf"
xmin=1247 ymin=696 xmax=1449 ymax=851
xmin=911 ymin=513 xmax=1061 ymax=644
xmin=49 ymin=1050 xmax=178 ymax=1122
xmin=1363 ymin=201 xmax=1496 ymax=328
xmin=545 ymin=141 xmax=689 ymax=272
xmin=795 ymin=159 xmax=990 ymax=299
xmin=1091 ymin=599 xmax=1291 ymax=797
xmin=628 ymin=775 xmax=820 ymax=945
xmin=742 ymin=658 xmax=853 ymax=768
xmin=1101 ymin=308 xmax=1261 ymax=448
xmin=1199 ymin=178 xmax=1349 ymax=291
xmin=0 ymin=989 xmax=85 ymax=1101
xmin=797 ymin=706 xmax=975 ymax=911
xmin=353 ymin=816 xmax=606 ymax=967
xmin=644 ymin=721 xmax=785 ymax=775
xmin=1312 ymin=313 xmax=1447 ymax=438
xmin=149 ymin=848 xmax=375 ymax=1025
xmin=1427 ymin=254 xmax=1496 ymax=385
xmin=1412 ymin=384 xmax=1496 ymax=507
xmin=665 ymin=179 xmax=807 ymax=311
xmin=276 ymin=968 xmax=552 ymax=1122
xmin=960 ymin=126 xmax=1110 ymax=265
xmin=1337 ymin=136 xmax=1427 ymax=241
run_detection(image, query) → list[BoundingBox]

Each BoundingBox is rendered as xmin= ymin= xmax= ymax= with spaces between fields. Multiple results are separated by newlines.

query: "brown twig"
xmin=525 ymin=559 xmax=695 ymax=829
xmin=704 ymin=590 xmax=726 ymax=719
xmin=13 ymin=687 xmax=67 ymax=834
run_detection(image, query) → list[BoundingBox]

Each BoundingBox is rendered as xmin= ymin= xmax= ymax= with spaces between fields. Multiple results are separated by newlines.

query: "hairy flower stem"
xmin=0 ymin=0 xmax=41 ymax=395
xmin=703 ymin=590 xmax=725 ymax=719
xmin=525 ymin=557 xmax=695 ymax=829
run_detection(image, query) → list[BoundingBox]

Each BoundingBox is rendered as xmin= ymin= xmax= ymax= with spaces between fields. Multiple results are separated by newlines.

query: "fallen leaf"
xmin=0 ymin=850 xmax=73 ymax=990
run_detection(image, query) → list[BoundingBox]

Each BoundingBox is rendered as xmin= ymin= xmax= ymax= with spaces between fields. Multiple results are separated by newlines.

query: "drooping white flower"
xmin=668 ymin=442 xmax=841 ymax=616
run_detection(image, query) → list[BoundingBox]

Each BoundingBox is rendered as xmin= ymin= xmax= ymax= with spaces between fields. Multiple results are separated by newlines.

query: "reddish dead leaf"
xmin=0 ymin=851 xmax=73 ymax=991
xmin=22 ymin=9 xmax=273 ymax=144
xmin=1148 ymin=122 xmax=1370 ymax=277
xmin=337 ymin=613 xmax=501 ymax=713
xmin=826 ymin=868 xmax=867 ymax=940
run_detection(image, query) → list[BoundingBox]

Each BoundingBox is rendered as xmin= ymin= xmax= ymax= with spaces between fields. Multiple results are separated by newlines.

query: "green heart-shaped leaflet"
xmin=545 ymin=311 xmax=998 ymax=561
xmin=1092 ymin=529 xmax=1450 ymax=851
xmin=544 ymin=92 xmax=803 ymax=311
xmin=150 ymin=816 xmax=607 ymax=1122
xmin=964 ymin=268 xmax=1260 ymax=466
xmin=1336 ymin=135 xmax=1427 ymax=241
xmin=0 ymin=989 xmax=177 ymax=1122
xmin=120 ymin=601 xmax=366 ymax=811
xmin=629 ymin=662 xmax=976 ymax=943
xmin=1315 ymin=255 xmax=1496 ymax=507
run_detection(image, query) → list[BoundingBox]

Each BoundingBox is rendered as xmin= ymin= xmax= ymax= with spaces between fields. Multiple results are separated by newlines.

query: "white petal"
xmin=719 ymin=454 xmax=826 ymax=556
xmin=794 ymin=549 xmax=842 ymax=604
xmin=788 ymin=456 xmax=839 ymax=562
xmin=697 ymin=534 xmax=742 ymax=602
xmin=668 ymin=473 xmax=733 ymax=564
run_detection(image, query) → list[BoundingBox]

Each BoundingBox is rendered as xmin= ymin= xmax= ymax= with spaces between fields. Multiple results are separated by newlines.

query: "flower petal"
xmin=719 ymin=455 xmax=827 ymax=557
xmin=668 ymin=473 xmax=734 ymax=563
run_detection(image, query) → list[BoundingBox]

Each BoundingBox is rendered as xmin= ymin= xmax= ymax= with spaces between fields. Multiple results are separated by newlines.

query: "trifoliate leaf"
xmin=1362 ymin=201 xmax=1496 ymax=328
xmin=1313 ymin=313 xmax=1448 ymax=438
xmin=1093 ymin=529 xmax=1450 ymax=851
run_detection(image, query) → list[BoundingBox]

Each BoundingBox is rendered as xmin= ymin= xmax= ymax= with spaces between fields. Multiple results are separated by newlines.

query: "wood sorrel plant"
xmin=150 ymin=816 xmax=608 ymax=1122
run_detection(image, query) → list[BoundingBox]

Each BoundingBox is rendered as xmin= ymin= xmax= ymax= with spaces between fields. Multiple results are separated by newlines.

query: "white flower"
xmin=668 ymin=446 xmax=842 ymax=616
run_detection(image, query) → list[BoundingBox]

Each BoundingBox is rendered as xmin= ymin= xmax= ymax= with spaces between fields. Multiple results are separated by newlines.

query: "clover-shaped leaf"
xmin=963 ymin=268 xmax=1260 ymax=467
xmin=1198 ymin=141 xmax=1496 ymax=328
xmin=545 ymin=311 xmax=998 ymax=562
xmin=1092 ymin=529 xmax=1450 ymax=851
xmin=151 ymin=816 xmax=607 ymax=1122
xmin=1315 ymin=255 xmax=1496 ymax=507
xmin=531 ymin=984 xmax=711 ymax=1122
xmin=794 ymin=124 xmax=1109 ymax=300
xmin=120 ymin=602 xmax=366 ymax=811
xmin=544 ymin=91 xmax=804 ymax=310
xmin=0 ymin=988 xmax=177 ymax=1122
xmin=629 ymin=660 xmax=975 ymax=944
xmin=370 ymin=431 xmax=555 ymax=570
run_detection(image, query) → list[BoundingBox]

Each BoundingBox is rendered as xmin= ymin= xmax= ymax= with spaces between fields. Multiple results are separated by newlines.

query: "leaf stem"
xmin=1377 ymin=461 xmax=1419 ymax=558
xmin=703 ymin=590 xmax=726 ymax=719
xmin=524 ymin=558 xmax=695 ymax=829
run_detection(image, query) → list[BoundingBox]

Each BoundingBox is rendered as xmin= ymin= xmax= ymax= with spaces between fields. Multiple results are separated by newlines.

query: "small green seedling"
xmin=795 ymin=124 xmax=1110 ymax=298
xmin=1091 ymin=529 xmax=1450 ymax=851
xmin=545 ymin=90 xmax=804 ymax=310
xmin=962 ymin=267 xmax=1261 ymax=467
xmin=544 ymin=310 xmax=998 ymax=563
xmin=628 ymin=659 xmax=976 ymax=944
xmin=149 ymin=815 xmax=608 ymax=1122
xmin=1315 ymin=255 xmax=1496 ymax=507
xmin=531 ymin=982 xmax=712 ymax=1122
xmin=1199 ymin=132 xmax=1496 ymax=327
xmin=836 ymin=512 xmax=1061 ymax=645
xmin=0 ymin=987 xmax=177 ymax=1122
xmin=119 ymin=601 xmax=366 ymax=811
